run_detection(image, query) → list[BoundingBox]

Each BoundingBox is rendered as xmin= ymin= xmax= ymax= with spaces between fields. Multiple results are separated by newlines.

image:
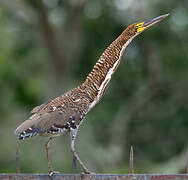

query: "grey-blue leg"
xmin=45 ymin=137 xmax=60 ymax=176
xmin=70 ymin=128 xmax=93 ymax=174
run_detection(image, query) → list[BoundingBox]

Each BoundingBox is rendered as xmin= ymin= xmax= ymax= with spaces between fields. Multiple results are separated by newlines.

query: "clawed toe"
xmin=49 ymin=170 xmax=60 ymax=176
xmin=82 ymin=171 xmax=96 ymax=175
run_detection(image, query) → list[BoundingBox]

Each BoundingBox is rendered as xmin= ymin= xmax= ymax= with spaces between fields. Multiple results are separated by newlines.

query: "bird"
xmin=15 ymin=14 xmax=169 ymax=176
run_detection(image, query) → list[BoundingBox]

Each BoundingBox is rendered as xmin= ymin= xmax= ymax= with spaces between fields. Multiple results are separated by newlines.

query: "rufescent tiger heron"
xmin=15 ymin=14 xmax=169 ymax=175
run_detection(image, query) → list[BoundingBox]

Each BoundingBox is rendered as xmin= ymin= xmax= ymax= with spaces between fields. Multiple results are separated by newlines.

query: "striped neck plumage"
xmin=82 ymin=32 xmax=135 ymax=109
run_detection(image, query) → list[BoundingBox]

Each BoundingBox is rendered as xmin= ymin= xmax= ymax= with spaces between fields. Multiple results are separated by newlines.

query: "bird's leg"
xmin=45 ymin=137 xmax=60 ymax=176
xmin=70 ymin=128 xmax=95 ymax=174
xmin=72 ymin=153 xmax=77 ymax=174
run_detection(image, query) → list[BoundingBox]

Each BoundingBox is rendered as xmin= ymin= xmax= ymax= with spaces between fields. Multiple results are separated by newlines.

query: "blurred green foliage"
xmin=0 ymin=0 xmax=188 ymax=174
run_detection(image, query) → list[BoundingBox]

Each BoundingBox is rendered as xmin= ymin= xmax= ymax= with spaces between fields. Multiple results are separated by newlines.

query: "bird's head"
xmin=122 ymin=14 xmax=169 ymax=39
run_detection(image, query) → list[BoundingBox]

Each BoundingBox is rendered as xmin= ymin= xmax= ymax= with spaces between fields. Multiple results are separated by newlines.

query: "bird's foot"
xmin=82 ymin=170 xmax=96 ymax=175
xmin=80 ymin=171 xmax=96 ymax=179
xmin=49 ymin=169 xmax=60 ymax=176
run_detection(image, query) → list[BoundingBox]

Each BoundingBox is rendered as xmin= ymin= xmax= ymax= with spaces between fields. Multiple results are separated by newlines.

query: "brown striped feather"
xmin=15 ymin=24 xmax=138 ymax=139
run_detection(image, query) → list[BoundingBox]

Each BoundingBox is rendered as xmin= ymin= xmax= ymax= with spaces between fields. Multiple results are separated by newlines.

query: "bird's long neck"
xmin=82 ymin=32 xmax=134 ymax=109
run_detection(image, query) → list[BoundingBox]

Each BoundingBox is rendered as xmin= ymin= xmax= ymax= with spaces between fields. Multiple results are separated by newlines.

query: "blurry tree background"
xmin=0 ymin=0 xmax=188 ymax=174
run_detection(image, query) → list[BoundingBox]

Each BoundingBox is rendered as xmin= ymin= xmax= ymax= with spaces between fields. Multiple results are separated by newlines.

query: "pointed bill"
xmin=143 ymin=14 xmax=169 ymax=28
xmin=136 ymin=14 xmax=169 ymax=33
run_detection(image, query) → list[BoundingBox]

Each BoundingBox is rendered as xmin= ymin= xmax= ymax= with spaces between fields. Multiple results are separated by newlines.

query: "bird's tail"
xmin=16 ymin=126 xmax=39 ymax=140
xmin=15 ymin=114 xmax=43 ymax=140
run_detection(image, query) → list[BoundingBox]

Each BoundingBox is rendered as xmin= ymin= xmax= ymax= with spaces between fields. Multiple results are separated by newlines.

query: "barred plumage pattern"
xmin=15 ymin=24 xmax=137 ymax=139
xmin=82 ymin=25 xmax=137 ymax=109
xmin=15 ymin=86 xmax=90 ymax=138
xmin=13 ymin=14 xmax=169 ymax=175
